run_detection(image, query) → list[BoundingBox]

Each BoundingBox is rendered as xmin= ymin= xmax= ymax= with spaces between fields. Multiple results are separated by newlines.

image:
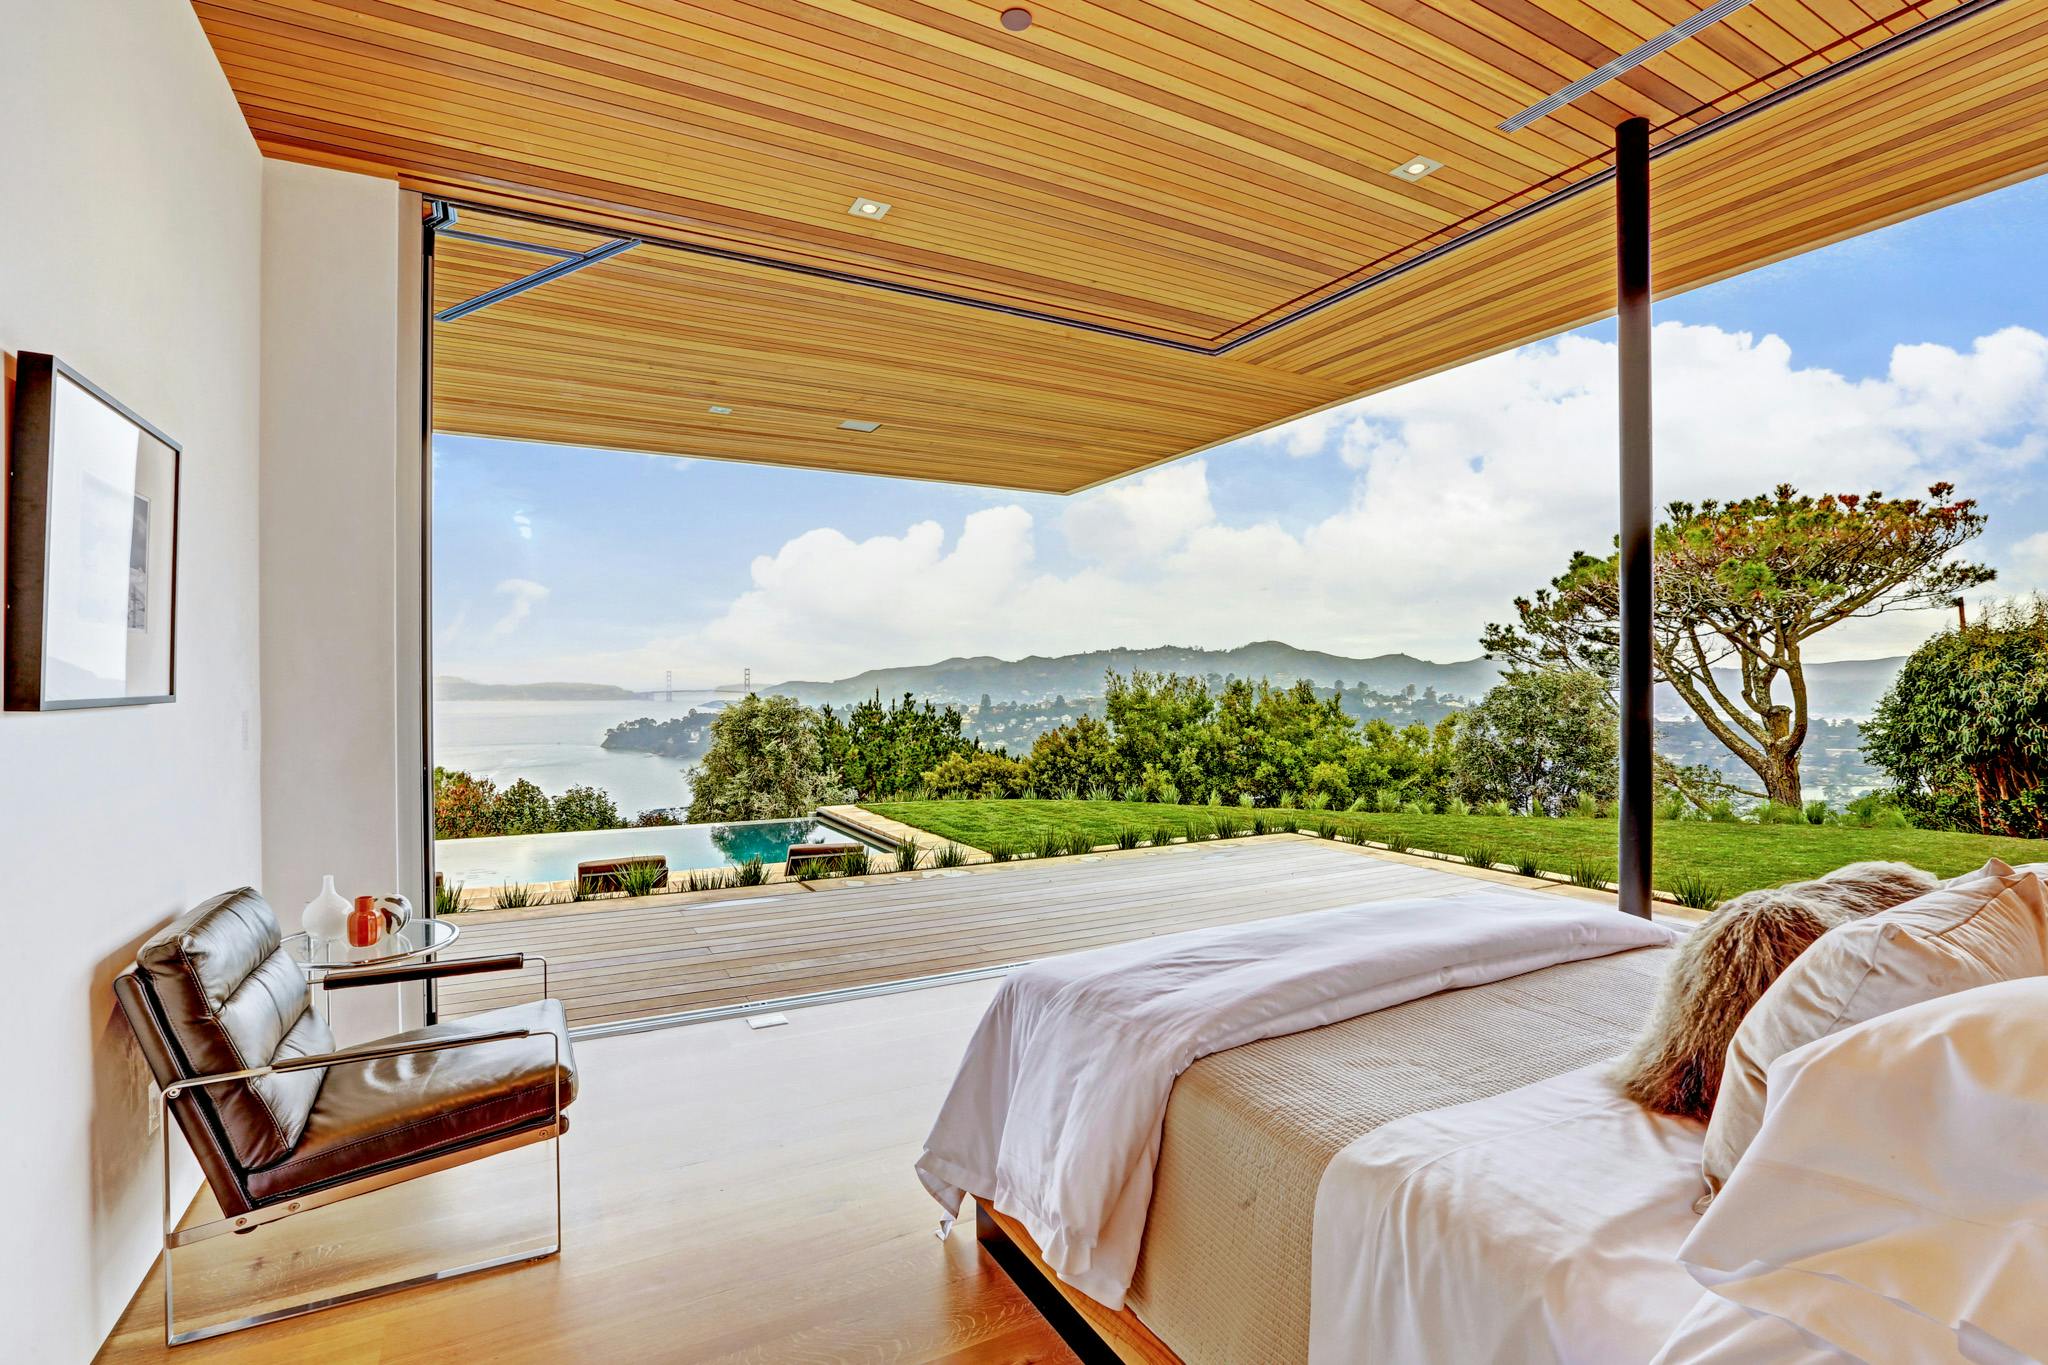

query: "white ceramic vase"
xmin=304 ymin=874 xmax=350 ymax=945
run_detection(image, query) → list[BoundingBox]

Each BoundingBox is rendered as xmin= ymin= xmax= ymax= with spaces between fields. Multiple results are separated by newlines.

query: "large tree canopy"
xmin=1453 ymin=668 xmax=1617 ymax=815
xmin=1864 ymin=597 xmax=2048 ymax=837
xmin=688 ymin=693 xmax=851 ymax=822
xmin=1484 ymin=484 xmax=1992 ymax=806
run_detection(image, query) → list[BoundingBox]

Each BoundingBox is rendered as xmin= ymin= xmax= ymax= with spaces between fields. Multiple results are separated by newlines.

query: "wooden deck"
xmin=438 ymin=837 xmax=1566 ymax=1030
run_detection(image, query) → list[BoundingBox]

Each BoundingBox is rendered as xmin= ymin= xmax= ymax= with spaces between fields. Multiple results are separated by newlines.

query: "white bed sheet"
xmin=1310 ymin=1062 xmax=1706 ymax=1365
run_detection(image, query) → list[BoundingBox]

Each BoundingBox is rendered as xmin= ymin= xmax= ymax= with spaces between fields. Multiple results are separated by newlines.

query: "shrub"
xmin=1443 ymin=797 xmax=1470 ymax=816
xmin=1305 ymin=792 xmax=1332 ymax=811
xmin=988 ymin=843 xmax=1016 ymax=863
xmin=1184 ymin=820 xmax=1212 ymax=842
xmin=732 ymin=856 xmax=769 ymax=886
xmin=1063 ymin=830 xmax=1097 ymax=856
xmin=633 ymin=807 xmax=682 ymax=827
xmin=1757 ymin=801 xmax=1806 ymax=825
xmin=1374 ymin=788 xmax=1403 ymax=813
xmin=1034 ymin=831 xmax=1065 ymax=859
xmin=1238 ymin=793 xmax=1256 ymax=808
xmin=1276 ymin=814 xmax=1299 ymax=834
xmin=1215 ymin=817 xmax=1246 ymax=839
xmin=1157 ymin=781 xmax=1182 ymax=806
xmin=1572 ymin=792 xmax=1601 ymax=819
xmin=1672 ymin=871 xmax=1727 ymax=911
xmin=434 ymin=879 xmax=466 ymax=914
xmin=922 ymin=750 xmax=1032 ymax=800
xmin=1399 ymin=801 xmax=1430 ymax=816
xmin=1567 ymin=857 xmax=1612 ymax=889
xmin=1477 ymin=799 xmax=1514 ymax=818
xmin=1348 ymin=795 xmax=1371 ymax=812
xmin=1150 ymin=824 xmax=1176 ymax=848
xmin=932 ymin=842 xmax=970 ymax=868
xmin=1316 ymin=821 xmax=1338 ymax=838
xmin=1514 ymin=853 xmax=1541 ymax=878
xmin=894 ymin=840 xmax=924 ymax=873
xmin=1803 ymin=799 xmax=1833 ymax=825
xmin=1250 ymin=814 xmax=1270 ymax=836
xmin=1088 ymin=785 xmax=1115 ymax=803
xmin=1114 ymin=829 xmax=1142 ymax=850
xmin=1466 ymin=844 xmax=1499 ymax=871
xmin=1384 ymin=832 xmax=1411 ymax=853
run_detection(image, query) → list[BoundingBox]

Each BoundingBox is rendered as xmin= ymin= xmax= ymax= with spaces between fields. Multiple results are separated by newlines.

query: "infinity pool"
xmin=434 ymin=815 xmax=887 ymax=889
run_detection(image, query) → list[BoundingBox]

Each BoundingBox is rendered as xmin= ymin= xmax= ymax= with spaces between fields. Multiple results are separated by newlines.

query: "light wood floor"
xmin=439 ymin=837 xmax=1521 ymax=1029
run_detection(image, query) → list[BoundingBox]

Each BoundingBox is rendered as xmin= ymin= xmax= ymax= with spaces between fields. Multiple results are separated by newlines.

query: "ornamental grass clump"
xmin=988 ymin=843 xmax=1016 ymax=863
xmin=894 ymin=840 xmax=924 ymax=873
xmin=733 ymin=857 xmax=769 ymax=886
xmin=1568 ymin=857 xmax=1613 ymax=889
xmin=1114 ymin=829 xmax=1142 ymax=851
xmin=1515 ymin=852 xmax=1542 ymax=878
xmin=617 ymin=861 xmax=667 ymax=897
xmin=1150 ymin=824 xmax=1176 ymax=848
xmin=1063 ymin=830 xmax=1097 ymax=856
xmin=1034 ymin=831 xmax=1065 ymax=859
xmin=493 ymin=882 xmax=542 ymax=910
xmin=1466 ymin=845 xmax=1500 ymax=871
xmin=1672 ymin=871 xmax=1727 ymax=911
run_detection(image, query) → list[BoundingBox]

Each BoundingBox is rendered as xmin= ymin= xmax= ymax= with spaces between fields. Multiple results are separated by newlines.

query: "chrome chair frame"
xmin=154 ymin=955 xmax=560 ymax=1346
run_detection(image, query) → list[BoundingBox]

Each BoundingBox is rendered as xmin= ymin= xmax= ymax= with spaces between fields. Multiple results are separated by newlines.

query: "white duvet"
xmin=916 ymin=891 xmax=1676 ymax=1309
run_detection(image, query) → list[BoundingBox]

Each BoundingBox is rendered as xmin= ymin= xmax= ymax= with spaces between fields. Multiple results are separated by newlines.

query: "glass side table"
xmin=284 ymin=918 xmax=460 ymax=1024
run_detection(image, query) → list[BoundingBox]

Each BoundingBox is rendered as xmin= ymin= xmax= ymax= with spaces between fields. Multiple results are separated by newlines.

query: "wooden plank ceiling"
xmin=198 ymin=0 xmax=2048 ymax=492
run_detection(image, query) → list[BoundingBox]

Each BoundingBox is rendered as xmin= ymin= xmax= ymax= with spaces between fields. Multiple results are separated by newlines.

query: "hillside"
xmin=434 ymin=676 xmax=640 ymax=702
xmin=751 ymin=641 xmax=1506 ymax=707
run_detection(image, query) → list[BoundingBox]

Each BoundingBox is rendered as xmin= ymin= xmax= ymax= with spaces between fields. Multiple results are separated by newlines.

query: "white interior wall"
xmin=0 ymin=3 xmax=264 ymax=1357
xmin=257 ymin=159 xmax=427 ymax=1042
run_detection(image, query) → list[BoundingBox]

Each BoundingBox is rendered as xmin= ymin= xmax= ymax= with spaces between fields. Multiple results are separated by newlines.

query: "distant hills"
xmin=755 ymin=641 xmax=1507 ymax=707
xmin=443 ymin=643 xmax=1909 ymax=719
xmin=435 ymin=676 xmax=640 ymax=702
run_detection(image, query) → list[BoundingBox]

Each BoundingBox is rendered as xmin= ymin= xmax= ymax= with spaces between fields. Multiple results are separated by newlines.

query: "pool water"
xmin=434 ymin=816 xmax=886 ymax=889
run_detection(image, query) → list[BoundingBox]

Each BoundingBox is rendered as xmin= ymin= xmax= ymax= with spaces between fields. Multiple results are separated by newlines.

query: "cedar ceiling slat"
xmin=197 ymin=0 xmax=2048 ymax=493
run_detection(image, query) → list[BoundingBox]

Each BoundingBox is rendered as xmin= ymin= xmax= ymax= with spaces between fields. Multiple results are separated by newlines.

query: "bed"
xmin=917 ymin=889 xmax=1684 ymax=1364
xmin=938 ymin=875 xmax=2048 ymax=1365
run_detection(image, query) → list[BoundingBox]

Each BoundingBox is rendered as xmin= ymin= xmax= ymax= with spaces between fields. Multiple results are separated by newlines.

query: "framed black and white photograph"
xmin=5 ymin=353 xmax=180 ymax=710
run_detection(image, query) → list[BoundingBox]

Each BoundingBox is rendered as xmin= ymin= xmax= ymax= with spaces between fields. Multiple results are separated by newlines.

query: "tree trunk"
xmin=1760 ymin=746 xmax=1803 ymax=808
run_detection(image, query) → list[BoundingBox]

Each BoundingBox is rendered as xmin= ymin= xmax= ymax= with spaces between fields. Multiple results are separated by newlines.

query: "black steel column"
xmin=1615 ymin=118 xmax=1654 ymax=919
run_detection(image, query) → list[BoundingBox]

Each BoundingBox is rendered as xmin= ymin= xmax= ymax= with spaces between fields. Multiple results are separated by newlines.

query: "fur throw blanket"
xmin=1613 ymin=861 xmax=1938 ymax=1120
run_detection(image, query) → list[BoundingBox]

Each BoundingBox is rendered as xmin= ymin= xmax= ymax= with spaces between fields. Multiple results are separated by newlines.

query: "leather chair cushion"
xmin=248 ymin=999 xmax=577 ymax=1204
xmin=135 ymin=888 xmax=334 ymax=1169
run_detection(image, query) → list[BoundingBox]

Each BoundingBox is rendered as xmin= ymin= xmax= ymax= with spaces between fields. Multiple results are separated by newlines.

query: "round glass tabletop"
xmin=284 ymin=916 xmax=460 ymax=970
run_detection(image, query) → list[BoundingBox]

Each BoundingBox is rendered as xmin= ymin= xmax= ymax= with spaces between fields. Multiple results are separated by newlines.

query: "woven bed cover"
xmin=1125 ymin=946 xmax=1672 ymax=1365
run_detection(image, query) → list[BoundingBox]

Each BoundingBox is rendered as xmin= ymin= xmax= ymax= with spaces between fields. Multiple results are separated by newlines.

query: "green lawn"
xmin=864 ymin=799 xmax=2046 ymax=899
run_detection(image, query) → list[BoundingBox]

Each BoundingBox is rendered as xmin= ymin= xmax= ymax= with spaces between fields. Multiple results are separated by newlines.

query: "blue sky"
xmin=434 ymin=175 xmax=2048 ymax=691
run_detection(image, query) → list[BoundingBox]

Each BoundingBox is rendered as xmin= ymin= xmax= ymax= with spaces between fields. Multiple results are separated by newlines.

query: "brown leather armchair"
xmin=116 ymin=887 xmax=577 ymax=1345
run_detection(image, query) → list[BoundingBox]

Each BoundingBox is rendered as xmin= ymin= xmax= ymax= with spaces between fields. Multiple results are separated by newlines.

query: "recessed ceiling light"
xmin=848 ymin=196 xmax=891 ymax=219
xmin=1000 ymin=7 xmax=1033 ymax=30
xmin=839 ymin=419 xmax=882 ymax=433
xmin=707 ymin=404 xmax=733 ymax=415
xmin=1389 ymin=156 xmax=1443 ymax=182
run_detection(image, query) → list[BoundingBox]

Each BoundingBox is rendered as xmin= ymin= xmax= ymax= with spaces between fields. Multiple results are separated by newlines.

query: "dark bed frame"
xmin=974 ymin=1198 xmax=1179 ymax=1365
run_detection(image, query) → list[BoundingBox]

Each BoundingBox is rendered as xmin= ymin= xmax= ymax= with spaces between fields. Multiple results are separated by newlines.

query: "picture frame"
xmin=5 ymin=352 xmax=181 ymax=710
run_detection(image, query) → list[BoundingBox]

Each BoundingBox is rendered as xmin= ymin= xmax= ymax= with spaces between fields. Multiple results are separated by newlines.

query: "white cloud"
xmin=491 ymin=578 xmax=549 ymax=636
xmin=490 ymin=325 xmax=2048 ymax=684
xmin=2010 ymin=530 xmax=2048 ymax=593
xmin=1061 ymin=459 xmax=1214 ymax=561
xmin=512 ymin=511 xmax=533 ymax=540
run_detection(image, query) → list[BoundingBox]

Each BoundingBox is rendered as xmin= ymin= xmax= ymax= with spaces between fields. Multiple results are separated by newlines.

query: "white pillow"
xmin=1679 ymin=977 xmax=2048 ymax=1362
xmin=1701 ymin=867 xmax=2048 ymax=1198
